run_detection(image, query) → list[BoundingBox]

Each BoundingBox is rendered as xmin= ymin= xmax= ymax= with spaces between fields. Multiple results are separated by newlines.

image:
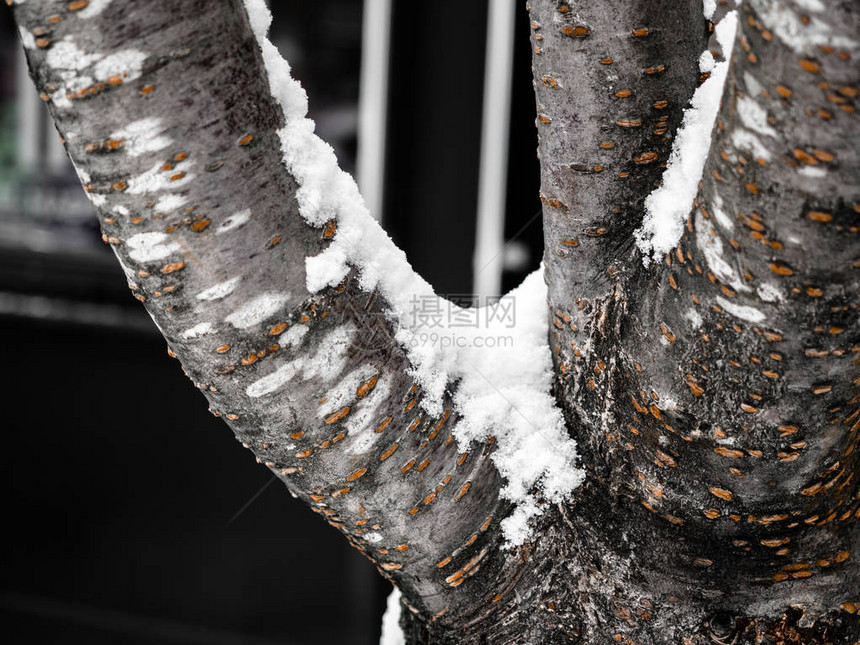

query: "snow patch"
xmin=711 ymin=196 xmax=734 ymax=231
xmin=702 ymin=0 xmax=717 ymax=20
xmin=75 ymin=0 xmax=113 ymax=18
xmin=345 ymin=377 xmax=391 ymax=456
xmin=126 ymin=161 xmax=194 ymax=195
xmin=742 ymin=71 xmax=764 ymax=98
xmin=685 ymin=308 xmax=703 ymax=329
xmin=306 ymin=245 xmax=350 ymax=291
xmin=110 ymin=118 xmax=172 ymax=156
xmin=756 ymin=282 xmax=782 ymax=303
xmin=737 ymin=96 xmax=777 ymax=138
xmin=45 ymin=39 xmax=102 ymax=72
xmin=731 ymin=128 xmax=773 ymax=162
xmin=216 ymin=209 xmax=251 ymax=234
xmin=750 ymin=0 xmax=857 ymax=54
xmin=44 ymin=38 xmax=147 ymax=109
xmin=635 ymin=11 xmax=737 ymax=262
xmin=794 ymin=0 xmax=825 ymax=10
xmin=247 ymin=325 xmax=354 ymax=398
xmin=196 ymin=277 xmax=241 ymax=301
xmin=716 ymin=296 xmax=766 ymax=323
xmin=695 ymin=212 xmax=750 ymax=293
xmin=153 ymin=193 xmax=188 ymax=214
xmin=246 ymin=358 xmax=305 ymax=398
xmin=225 ymin=292 xmax=288 ymax=329
xmin=126 ymin=231 xmax=180 ymax=262
xmin=798 ymin=166 xmax=827 ymax=178
xmin=92 ymin=49 xmax=147 ymax=83
xmin=181 ymin=322 xmax=214 ymax=339
xmin=278 ymin=324 xmax=308 ymax=347
xmin=319 ymin=365 xmax=377 ymax=418
xmin=699 ymin=50 xmax=715 ymax=74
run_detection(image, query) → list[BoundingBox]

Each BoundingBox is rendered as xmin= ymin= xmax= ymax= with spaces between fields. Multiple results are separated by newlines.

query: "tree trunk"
xmin=9 ymin=0 xmax=858 ymax=642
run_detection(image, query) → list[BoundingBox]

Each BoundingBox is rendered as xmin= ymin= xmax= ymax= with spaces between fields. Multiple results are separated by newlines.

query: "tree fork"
xmin=9 ymin=0 xmax=860 ymax=642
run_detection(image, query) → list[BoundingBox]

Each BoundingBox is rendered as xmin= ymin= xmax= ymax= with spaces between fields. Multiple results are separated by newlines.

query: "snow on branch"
xmin=242 ymin=0 xmax=583 ymax=544
xmin=634 ymin=10 xmax=738 ymax=262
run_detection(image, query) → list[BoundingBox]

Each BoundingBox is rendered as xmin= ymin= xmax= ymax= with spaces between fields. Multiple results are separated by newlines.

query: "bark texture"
xmin=10 ymin=0 xmax=859 ymax=643
xmin=10 ymin=0 xmax=513 ymax=627
xmin=535 ymin=0 xmax=860 ymax=642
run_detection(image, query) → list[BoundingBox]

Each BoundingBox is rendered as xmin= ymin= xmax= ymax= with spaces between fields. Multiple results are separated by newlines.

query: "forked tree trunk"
xmin=9 ymin=0 xmax=858 ymax=643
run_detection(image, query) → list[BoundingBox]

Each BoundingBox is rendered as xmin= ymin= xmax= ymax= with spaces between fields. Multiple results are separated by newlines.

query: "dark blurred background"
xmin=0 ymin=1 xmax=542 ymax=643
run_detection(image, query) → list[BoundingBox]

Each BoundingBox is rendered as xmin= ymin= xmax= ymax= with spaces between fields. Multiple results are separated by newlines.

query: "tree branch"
xmin=531 ymin=0 xmax=859 ymax=639
xmin=10 ymin=0 xmax=514 ymax=625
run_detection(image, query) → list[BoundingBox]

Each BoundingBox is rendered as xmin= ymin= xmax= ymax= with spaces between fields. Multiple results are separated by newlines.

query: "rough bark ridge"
xmin=9 ymin=0 xmax=859 ymax=643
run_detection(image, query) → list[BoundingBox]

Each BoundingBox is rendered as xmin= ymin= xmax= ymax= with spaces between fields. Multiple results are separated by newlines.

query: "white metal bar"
xmin=15 ymin=46 xmax=40 ymax=173
xmin=45 ymin=109 xmax=71 ymax=175
xmin=473 ymin=0 xmax=516 ymax=300
xmin=356 ymin=0 xmax=392 ymax=223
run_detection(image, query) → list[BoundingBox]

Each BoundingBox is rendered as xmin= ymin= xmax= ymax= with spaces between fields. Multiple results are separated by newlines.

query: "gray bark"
xmin=10 ymin=0 xmax=859 ymax=642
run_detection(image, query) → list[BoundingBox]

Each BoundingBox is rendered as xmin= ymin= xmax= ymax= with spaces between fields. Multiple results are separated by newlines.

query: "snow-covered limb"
xmin=242 ymin=0 xmax=583 ymax=546
xmin=11 ymin=0 xmax=578 ymax=629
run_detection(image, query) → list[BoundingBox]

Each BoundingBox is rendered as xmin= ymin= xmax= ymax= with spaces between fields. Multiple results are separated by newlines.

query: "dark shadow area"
xmin=0 ymin=317 xmax=388 ymax=645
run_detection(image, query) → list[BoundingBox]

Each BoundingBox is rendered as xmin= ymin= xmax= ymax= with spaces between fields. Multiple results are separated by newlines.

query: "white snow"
xmin=685 ymin=308 xmax=703 ymax=329
xmin=247 ymin=325 xmax=354 ymax=398
xmin=216 ymin=209 xmax=251 ymax=234
xmin=716 ymin=296 xmax=766 ymax=323
xmin=318 ymin=365 xmax=377 ymax=418
xmin=153 ymin=194 xmax=188 ymax=214
xmin=756 ymin=283 xmax=782 ymax=303
xmin=126 ymin=231 xmax=180 ymax=262
xmin=798 ymin=166 xmax=827 ymax=178
xmin=702 ymin=0 xmax=716 ymax=20
xmin=181 ymin=322 xmax=214 ymax=339
xmin=379 ymin=588 xmax=405 ymax=645
xmin=345 ymin=377 xmax=391 ymax=456
xmin=634 ymin=11 xmax=738 ymax=263
xmin=44 ymin=38 xmax=147 ymax=109
xmin=242 ymin=0 xmax=583 ymax=545
xmin=278 ymin=324 xmax=308 ymax=347
xmin=736 ymin=96 xmax=777 ymax=138
xmin=45 ymin=39 xmax=102 ymax=72
xmin=699 ymin=50 xmax=715 ymax=74
xmin=247 ymin=358 xmax=305 ymax=398
xmin=225 ymin=292 xmax=289 ymax=329
xmin=742 ymin=71 xmax=764 ymax=98
xmin=750 ymin=0 xmax=857 ymax=54
xmin=75 ymin=0 xmax=113 ymax=18
xmin=794 ymin=0 xmax=825 ymax=10
xmin=710 ymin=194 xmax=734 ymax=230
xmin=731 ymin=128 xmax=773 ymax=162
xmin=695 ymin=212 xmax=750 ymax=293
xmin=126 ymin=161 xmax=194 ymax=195
xmin=110 ymin=118 xmax=172 ymax=157
xmin=196 ymin=277 xmax=241 ymax=301
xmin=92 ymin=49 xmax=147 ymax=82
